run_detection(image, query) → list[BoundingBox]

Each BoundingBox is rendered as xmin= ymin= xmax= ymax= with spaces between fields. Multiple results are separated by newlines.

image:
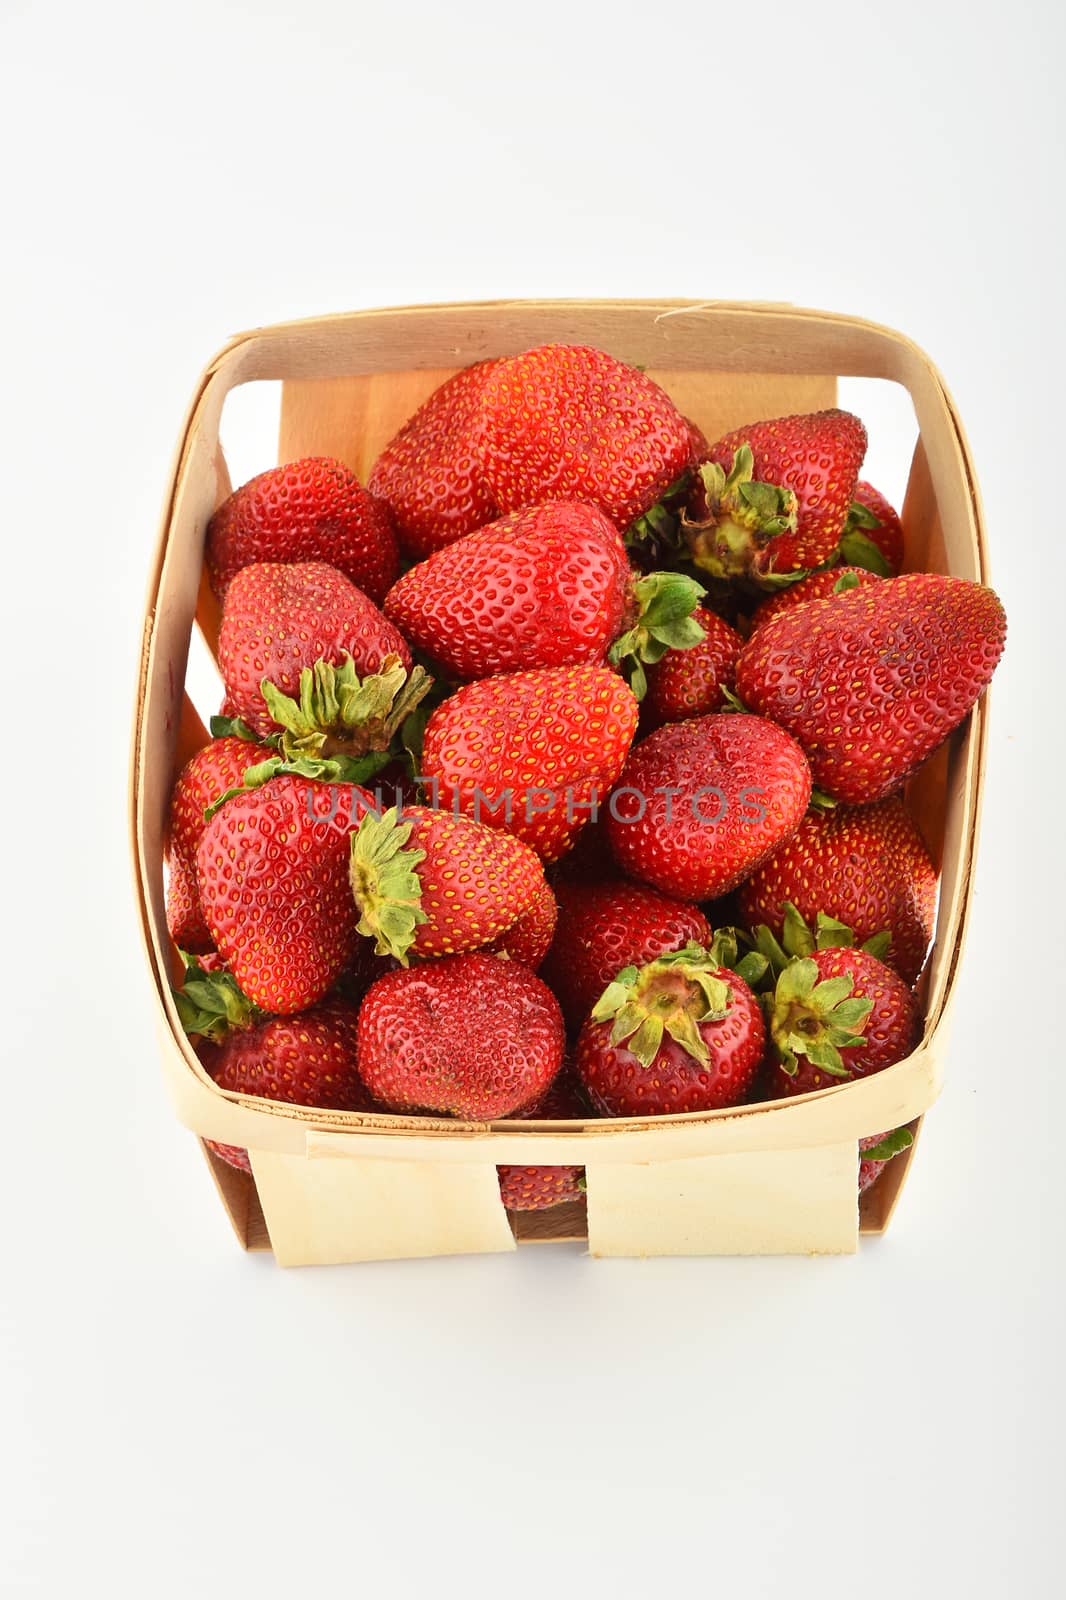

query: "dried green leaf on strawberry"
xmin=348 ymin=804 xmax=545 ymax=965
xmin=838 ymin=482 xmax=904 ymax=576
xmin=683 ymin=410 xmax=867 ymax=585
xmin=763 ymin=946 xmax=920 ymax=1098
xmin=575 ymin=943 xmax=766 ymax=1115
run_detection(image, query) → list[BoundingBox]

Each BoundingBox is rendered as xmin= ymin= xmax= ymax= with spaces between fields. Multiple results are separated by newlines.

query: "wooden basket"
xmin=130 ymin=300 xmax=989 ymax=1266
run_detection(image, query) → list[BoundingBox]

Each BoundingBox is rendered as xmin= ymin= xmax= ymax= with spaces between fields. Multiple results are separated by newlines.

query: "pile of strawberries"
xmin=168 ymin=342 xmax=1006 ymax=1213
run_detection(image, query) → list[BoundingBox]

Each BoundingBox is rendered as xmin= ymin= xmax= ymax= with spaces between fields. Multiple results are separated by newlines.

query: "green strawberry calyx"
xmin=589 ymin=942 xmax=732 ymax=1068
xmin=862 ymin=1127 xmax=915 ymax=1163
xmin=203 ymin=655 xmax=433 ymax=816
xmin=752 ymin=902 xmax=892 ymax=979
xmin=207 ymin=713 xmax=262 ymax=742
xmin=172 ymin=953 xmax=263 ymax=1043
xmin=608 ymin=570 xmax=707 ymax=700
xmin=767 ymin=956 xmax=873 ymax=1079
xmin=681 ymin=447 xmax=799 ymax=584
xmin=838 ymin=500 xmax=892 ymax=576
xmin=348 ymin=806 xmax=428 ymax=965
xmin=263 ymin=653 xmax=432 ymax=763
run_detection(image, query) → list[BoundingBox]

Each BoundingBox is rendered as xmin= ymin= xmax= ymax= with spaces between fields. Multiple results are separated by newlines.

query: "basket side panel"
xmin=247 ymin=1151 xmax=518 ymax=1267
xmin=586 ymin=1143 xmax=860 ymax=1257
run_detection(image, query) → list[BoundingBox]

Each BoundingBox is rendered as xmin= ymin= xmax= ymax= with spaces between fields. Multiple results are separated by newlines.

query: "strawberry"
xmin=488 ymin=878 xmax=558 ymax=969
xmin=738 ymin=797 xmax=938 ymax=985
xmin=683 ymin=409 xmax=867 ymax=582
xmin=348 ymin=804 xmax=544 ymax=963
xmin=421 ymin=665 xmax=639 ymax=862
xmin=206 ymin=457 xmax=399 ymax=604
xmin=642 ymin=605 xmax=743 ymax=726
xmin=384 ymin=500 xmax=703 ymax=693
xmin=497 ymin=1072 xmax=589 ymax=1212
xmin=356 ymin=952 xmax=565 ymax=1118
xmin=749 ymin=565 xmax=880 ymax=634
xmin=858 ymin=1127 xmax=915 ymax=1193
xmin=368 ymin=360 xmax=503 ymax=559
xmin=174 ymin=964 xmax=377 ymax=1173
xmin=839 ymin=481 xmax=904 ymax=576
xmin=165 ymin=734 xmax=264 ymax=952
xmin=575 ymin=944 xmax=766 ymax=1115
xmin=477 ymin=344 xmax=693 ymax=532
xmin=735 ymin=574 xmax=1007 ymax=803
xmin=217 ymin=561 xmax=415 ymax=741
xmin=196 ymin=776 xmax=373 ymax=1012
xmin=605 ymin=713 xmax=811 ymax=900
xmin=204 ymin=1141 xmax=253 ymax=1174
xmin=541 ymin=877 xmax=712 ymax=1030
xmin=763 ymin=946 xmax=920 ymax=1099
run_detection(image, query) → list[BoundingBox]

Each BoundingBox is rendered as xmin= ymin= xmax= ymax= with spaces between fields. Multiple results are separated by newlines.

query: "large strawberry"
xmin=605 ymin=713 xmax=811 ymax=900
xmin=206 ymin=457 xmax=398 ymax=603
xmin=763 ymin=946 xmax=920 ymax=1099
xmin=368 ymin=360 xmax=503 ymax=558
xmin=738 ymin=797 xmax=937 ymax=985
xmin=575 ymin=944 xmax=765 ymax=1116
xmin=642 ymin=604 xmax=744 ymax=726
xmin=165 ymin=734 xmax=264 ymax=951
xmin=541 ymin=877 xmax=712 ymax=1030
xmin=196 ymin=776 xmax=372 ymax=1012
xmin=735 ymin=574 xmax=1007 ymax=802
xmin=488 ymin=878 xmax=558 ymax=969
xmin=218 ymin=561 xmax=416 ymax=741
xmin=497 ymin=1072 xmax=589 ymax=1212
xmin=384 ymin=500 xmax=703 ymax=694
xmin=421 ymin=664 xmax=639 ymax=862
xmin=348 ymin=805 xmax=544 ymax=963
xmin=683 ymin=409 xmax=867 ymax=582
xmin=356 ymin=952 xmax=565 ymax=1118
xmin=477 ymin=344 xmax=693 ymax=532
xmin=839 ymin=481 xmax=904 ymax=576
xmin=749 ymin=566 xmax=880 ymax=634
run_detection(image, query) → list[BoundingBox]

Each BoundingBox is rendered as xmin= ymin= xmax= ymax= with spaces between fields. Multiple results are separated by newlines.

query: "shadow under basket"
xmin=130 ymin=299 xmax=990 ymax=1267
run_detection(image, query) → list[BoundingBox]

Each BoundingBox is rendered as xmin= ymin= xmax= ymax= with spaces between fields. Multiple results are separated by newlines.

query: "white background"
xmin=1 ymin=2 xmax=1062 ymax=1594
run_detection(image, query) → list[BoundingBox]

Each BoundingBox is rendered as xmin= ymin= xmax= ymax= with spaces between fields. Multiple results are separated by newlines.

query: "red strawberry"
xmin=497 ymin=1072 xmax=589 ymax=1212
xmin=684 ymin=409 xmax=867 ymax=581
xmin=204 ymin=1141 xmax=253 ymax=1174
xmin=763 ymin=946 xmax=920 ymax=1099
xmin=541 ymin=877 xmax=712 ymax=1030
xmin=348 ymin=804 xmax=544 ymax=963
xmin=642 ymin=605 xmax=743 ymax=726
xmin=368 ymin=360 xmax=503 ymax=559
xmin=738 ymin=797 xmax=937 ymax=985
xmin=206 ymin=457 xmax=399 ymax=604
xmin=749 ymin=566 xmax=880 ymax=634
xmin=735 ymin=574 xmax=1007 ymax=803
xmin=356 ymin=952 xmax=565 ymax=1118
xmin=218 ymin=561 xmax=413 ymax=740
xmin=839 ymin=481 xmax=904 ymax=575
xmin=488 ymin=878 xmax=559 ymax=969
xmin=858 ymin=1127 xmax=914 ymax=1193
xmin=384 ymin=500 xmax=704 ymax=690
xmin=605 ymin=713 xmax=811 ymax=900
xmin=167 ymin=853 xmax=213 ymax=954
xmin=421 ymin=665 xmax=639 ymax=862
xmin=478 ymin=344 xmax=693 ymax=532
xmin=196 ymin=777 xmax=372 ymax=1012
xmin=165 ymin=735 xmax=264 ymax=952
xmin=575 ymin=945 xmax=766 ymax=1116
